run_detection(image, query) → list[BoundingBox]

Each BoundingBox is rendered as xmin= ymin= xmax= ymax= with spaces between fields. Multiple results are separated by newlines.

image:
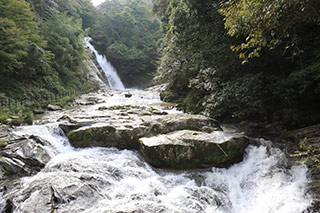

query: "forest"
xmin=0 ymin=0 xmax=97 ymax=100
xmin=0 ymin=0 xmax=320 ymax=129
xmin=155 ymin=0 xmax=320 ymax=129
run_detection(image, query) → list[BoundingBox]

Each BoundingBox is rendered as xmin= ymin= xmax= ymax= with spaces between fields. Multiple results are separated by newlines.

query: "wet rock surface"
xmin=2 ymin=165 xmax=111 ymax=213
xmin=66 ymin=113 xmax=220 ymax=150
xmin=139 ymin=130 xmax=250 ymax=169
xmin=47 ymin=104 xmax=62 ymax=111
xmin=0 ymin=87 xmax=315 ymax=212
xmin=0 ymin=131 xmax=54 ymax=179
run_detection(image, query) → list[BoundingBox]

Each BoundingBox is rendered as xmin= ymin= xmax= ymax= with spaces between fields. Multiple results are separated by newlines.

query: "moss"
xmin=67 ymin=130 xmax=76 ymax=139
xmin=67 ymin=126 xmax=117 ymax=147
xmin=33 ymin=109 xmax=45 ymax=114
xmin=52 ymin=96 xmax=74 ymax=108
xmin=148 ymin=124 xmax=163 ymax=136
xmin=140 ymin=137 xmax=249 ymax=169
xmin=204 ymin=153 xmax=228 ymax=164
xmin=202 ymin=127 xmax=214 ymax=133
xmin=0 ymin=140 xmax=8 ymax=148
xmin=139 ymin=140 xmax=145 ymax=150
xmin=167 ymin=160 xmax=197 ymax=169
xmin=87 ymin=97 xmax=99 ymax=103
xmin=160 ymin=90 xmax=178 ymax=102
xmin=0 ymin=113 xmax=9 ymax=124
xmin=291 ymin=138 xmax=320 ymax=168
xmin=10 ymin=118 xmax=23 ymax=126
xmin=2 ymin=166 xmax=17 ymax=176
xmin=22 ymin=110 xmax=33 ymax=125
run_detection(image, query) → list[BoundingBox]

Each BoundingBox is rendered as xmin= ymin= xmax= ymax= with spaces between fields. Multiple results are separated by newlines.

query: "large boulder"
xmin=67 ymin=125 xmax=146 ymax=149
xmin=66 ymin=114 xmax=220 ymax=149
xmin=1 ymin=173 xmax=106 ymax=213
xmin=139 ymin=130 xmax=250 ymax=169
xmin=0 ymin=135 xmax=54 ymax=178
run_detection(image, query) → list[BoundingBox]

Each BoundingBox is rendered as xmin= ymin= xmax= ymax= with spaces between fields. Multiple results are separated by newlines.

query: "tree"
xmin=42 ymin=12 xmax=85 ymax=77
xmin=155 ymin=0 xmax=320 ymax=127
xmin=0 ymin=0 xmax=45 ymax=74
xmin=219 ymin=0 xmax=320 ymax=62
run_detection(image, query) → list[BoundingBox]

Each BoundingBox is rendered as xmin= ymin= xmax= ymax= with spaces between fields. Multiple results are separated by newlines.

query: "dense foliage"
xmin=220 ymin=0 xmax=320 ymax=62
xmin=0 ymin=0 xmax=96 ymax=99
xmin=90 ymin=0 xmax=162 ymax=87
xmin=155 ymin=0 xmax=320 ymax=128
xmin=0 ymin=0 xmax=46 ymax=75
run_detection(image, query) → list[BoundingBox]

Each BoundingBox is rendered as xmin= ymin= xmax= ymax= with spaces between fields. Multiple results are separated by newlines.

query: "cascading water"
xmin=85 ymin=37 xmax=125 ymax=90
xmin=4 ymin=129 xmax=311 ymax=213
xmin=0 ymin=88 xmax=312 ymax=213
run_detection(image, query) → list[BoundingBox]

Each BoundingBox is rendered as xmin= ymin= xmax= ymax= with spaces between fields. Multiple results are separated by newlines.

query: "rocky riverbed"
xmin=0 ymin=85 xmax=316 ymax=212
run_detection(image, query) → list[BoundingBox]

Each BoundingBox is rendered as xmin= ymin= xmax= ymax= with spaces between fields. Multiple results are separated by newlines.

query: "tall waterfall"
xmin=85 ymin=37 xmax=125 ymax=90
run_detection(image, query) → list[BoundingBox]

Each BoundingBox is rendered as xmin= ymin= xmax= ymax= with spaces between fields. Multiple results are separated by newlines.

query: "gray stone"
xmin=0 ymin=135 xmax=53 ymax=178
xmin=66 ymin=114 xmax=220 ymax=150
xmin=47 ymin=104 xmax=62 ymax=111
xmin=139 ymin=130 xmax=250 ymax=169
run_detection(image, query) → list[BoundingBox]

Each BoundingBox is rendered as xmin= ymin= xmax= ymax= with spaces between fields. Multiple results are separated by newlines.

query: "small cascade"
xmin=2 ymin=142 xmax=311 ymax=213
xmin=85 ymin=37 xmax=125 ymax=90
xmin=13 ymin=124 xmax=73 ymax=154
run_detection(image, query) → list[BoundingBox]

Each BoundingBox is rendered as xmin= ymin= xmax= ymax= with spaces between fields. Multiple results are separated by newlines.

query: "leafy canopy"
xmin=219 ymin=0 xmax=320 ymax=62
xmin=0 ymin=0 xmax=45 ymax=73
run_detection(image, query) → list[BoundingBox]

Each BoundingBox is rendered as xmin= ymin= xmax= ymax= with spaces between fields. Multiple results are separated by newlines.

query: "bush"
xmin=0 ymin=113 xmax=9 ymax=124
xmin=10 ymin=119 xmax=23 ymax=126
xmin=22 ymin=110 xmax=33 ymax=125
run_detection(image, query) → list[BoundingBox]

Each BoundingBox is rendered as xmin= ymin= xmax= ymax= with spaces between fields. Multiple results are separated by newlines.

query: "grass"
xmin=0 ymin=92 xmax=90 ymax=126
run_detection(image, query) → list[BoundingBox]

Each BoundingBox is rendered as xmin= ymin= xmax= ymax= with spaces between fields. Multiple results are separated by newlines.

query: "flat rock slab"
xmin=66 ymin=114 xmax=220 ymax=150
xmin=139 ymin=130 xmax=250 ymax=169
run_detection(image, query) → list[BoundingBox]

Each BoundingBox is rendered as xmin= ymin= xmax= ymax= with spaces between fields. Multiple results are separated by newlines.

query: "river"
xmin=0 ymin=39 xmax=313 ymax=213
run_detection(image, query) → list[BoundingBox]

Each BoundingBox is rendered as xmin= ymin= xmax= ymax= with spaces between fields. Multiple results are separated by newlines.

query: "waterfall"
xmin=85 ymin=37 xmax=125 ymax=90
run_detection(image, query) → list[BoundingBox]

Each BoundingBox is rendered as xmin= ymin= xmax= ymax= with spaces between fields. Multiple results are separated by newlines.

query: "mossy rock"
xmin=65 ymin=114 xmax=221 ymax=150
xmin=67 ymin=125 xmax=143 ymax=149
xmin=67 ymin=126 xmax=118 ymax=148
xmin=139 ymin=130 xmax=250 ymax=169
xmin=0 ymin=140 xmax=8 ymax=148
xmin=160 ymin=90 xmax=177 ymax=102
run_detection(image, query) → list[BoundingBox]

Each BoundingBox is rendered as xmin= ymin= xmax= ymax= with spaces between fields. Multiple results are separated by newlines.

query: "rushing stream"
xmin=1 ymin=89 xmax=311 ymax=213
xmin=0 ymin=40 xmax=313 ymax=213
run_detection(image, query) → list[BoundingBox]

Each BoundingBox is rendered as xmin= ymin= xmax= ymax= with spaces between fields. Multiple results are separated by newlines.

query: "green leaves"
xmin=219 ymin=0 xmax=320 ymax=62
xmin=0 ymin=0 xmax=44 ymax=73
xmin=291 ymin=138 xmax=320 ymax=168
xmin=42 ymin=12 xmax=84 ymax=76
xmin=0 ymin=0 xmax=97 ymax=100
